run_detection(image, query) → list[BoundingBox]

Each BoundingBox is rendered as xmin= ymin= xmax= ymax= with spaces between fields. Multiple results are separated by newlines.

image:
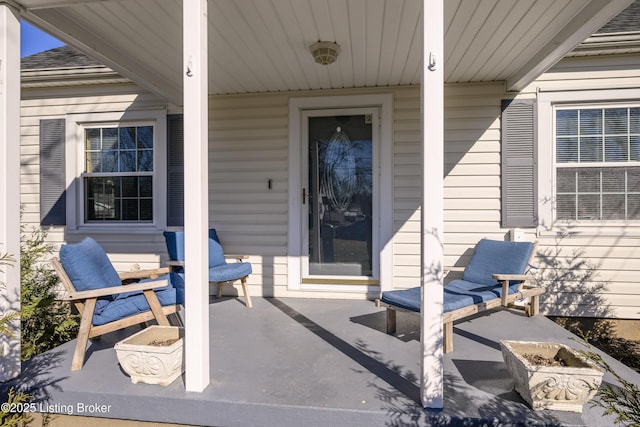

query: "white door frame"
xmin=288 ymin=94 xmax=393 ymax=293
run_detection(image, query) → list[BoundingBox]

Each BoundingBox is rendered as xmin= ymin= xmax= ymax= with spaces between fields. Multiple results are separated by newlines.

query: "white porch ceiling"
xmin=16 ymin=0 xmax=634 ymax=103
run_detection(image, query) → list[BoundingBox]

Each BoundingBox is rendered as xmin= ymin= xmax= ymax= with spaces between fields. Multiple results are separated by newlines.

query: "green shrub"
xmin=20 ymin=226 xmax=78 ymax=360
xmin=0 ymin=253 xmax=32 ymax=427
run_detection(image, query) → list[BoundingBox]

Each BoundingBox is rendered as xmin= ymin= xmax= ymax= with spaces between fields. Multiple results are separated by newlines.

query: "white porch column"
xmin=183 ymin=0 xmax=210 ymax=392
xmin=420 ymin=0 xmax=444 ymax=408
xmin=0 ymin=4 xmax=21 ymax=381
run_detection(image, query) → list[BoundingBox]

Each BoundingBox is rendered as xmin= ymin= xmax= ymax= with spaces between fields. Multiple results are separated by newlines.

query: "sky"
xmin=20 ymin=21 xmax=65 ymax=58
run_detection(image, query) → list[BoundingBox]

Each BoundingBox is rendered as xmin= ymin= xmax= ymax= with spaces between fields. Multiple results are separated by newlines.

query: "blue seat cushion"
xmin=59 ymin=237 xmax=121 ymax=293
xmin=380 ymin=280 xmax=520 ymax=314
xmin=209 ymin=262 xmax=252 ymax=282
xmin=462 ymin=239 xmax=534 ymax=286
xmin=92 ymin=283 xmax=177 ymax=326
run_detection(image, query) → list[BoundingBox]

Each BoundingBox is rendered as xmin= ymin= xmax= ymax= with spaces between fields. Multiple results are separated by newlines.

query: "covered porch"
xmin=2 ymin=0 xmax=638 ymax=414
xmin=15 ymin=297 xmax=640 ymax=426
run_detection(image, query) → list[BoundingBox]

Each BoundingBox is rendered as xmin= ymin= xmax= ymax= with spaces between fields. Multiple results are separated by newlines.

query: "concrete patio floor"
xmin=10 ymin=297 xmax=640 ymax=427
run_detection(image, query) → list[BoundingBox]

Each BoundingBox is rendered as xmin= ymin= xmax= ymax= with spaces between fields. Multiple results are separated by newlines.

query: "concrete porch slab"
xmin=7 ymin=297 xmax=639 ymax=426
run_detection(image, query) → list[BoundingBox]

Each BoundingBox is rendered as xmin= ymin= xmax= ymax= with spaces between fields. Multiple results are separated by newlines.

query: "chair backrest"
xmin=462 ymin=239 xmax=536 ymax=286
xmin=59 ymin=237 xmax=121 ymax=292
xmin=163 ymin=229 xmax=225 ymax=267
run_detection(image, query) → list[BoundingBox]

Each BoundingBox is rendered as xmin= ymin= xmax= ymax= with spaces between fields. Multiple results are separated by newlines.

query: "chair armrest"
xmin=119 ymin=267 xmax=171 ymax=281
xmin=62 ymin=279 xmax=169 ymax=301
xmin=492 ymin=274 xmax=529 ymax=281
xmin=165 ymin=260 xmax=185 ymax=267
xmin=224 ymin=255 xmax=249 ymax=261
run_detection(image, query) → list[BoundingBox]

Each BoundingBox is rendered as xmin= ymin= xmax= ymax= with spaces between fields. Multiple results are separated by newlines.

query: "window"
xmin=555 ymin=106 xmax=640 ymax=221
xmin=82 ymin=125 xmax=155 ymax=222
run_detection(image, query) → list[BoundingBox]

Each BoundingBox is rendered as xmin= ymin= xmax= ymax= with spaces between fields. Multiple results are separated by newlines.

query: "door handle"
xmin=302 ymin=188 xmax=307 ymax=204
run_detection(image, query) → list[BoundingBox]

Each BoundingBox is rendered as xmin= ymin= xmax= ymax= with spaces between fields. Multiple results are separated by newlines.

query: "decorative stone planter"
xmin=500 ymin=340 xmax=604 ymax=412
xmin=114 ymin=326 xmax=184 ymax=386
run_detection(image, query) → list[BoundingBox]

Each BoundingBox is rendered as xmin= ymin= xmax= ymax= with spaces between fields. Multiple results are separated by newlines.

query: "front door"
xmin=302 ymin=109 xmax=378 ymax=282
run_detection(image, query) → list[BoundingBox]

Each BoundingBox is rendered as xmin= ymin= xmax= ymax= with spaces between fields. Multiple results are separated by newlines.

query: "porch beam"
xmin=506 ymin=0 xmax=634 ymax=92
xmin=420 ymin=0 xmax=444 ymax=409
xmin=0 ymin=3 xmax=21 ymax=381
xmin=183 ymin=0 xmax=210 ymax=393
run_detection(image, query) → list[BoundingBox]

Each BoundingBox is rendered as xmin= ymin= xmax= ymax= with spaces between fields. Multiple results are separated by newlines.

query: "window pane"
xmin=556 ymin=110 xmax=578 ymax=136
xmin=556 ymin=194 xmax=575 ymax=220
xmin=631 ymin=108 xmax=640 ymax=134
xmin=85 ymin=177 xmax=116 ymax=220
xmin=628 ymin=168 xmax=640 ymax=192
xmin=86 ymin=129 xmax=101 ymax=150
xmin=86 ymin=152 xmax=101 ymax=173
xmin=119 ymin=127 xmax=136 ymax=150
xmin=102 ymin=128 xmax=118 ymax=150
xmin=101 ymin=150 xmax=119 ymax=172
xmin=140 ymin=199 xmax=153 ymax=220
xmin=628 ymin=194 xmax=640 ymax=220
xmin=119 ymin=151 xmax=136 ymax=172
xmin=579 ymin=136 xmax=603 ymax=162
xmin=122 ymin=199 xmax=139 ymax=221
xmin=631 ymin=136 xmax=640 ymax=161
xmin=122 ymin=176 xmax=138 ymax=198
xmin=139 ymin=176 xmax=152 ymax=197
xmin=577 ymin=194 xmax=599 ymax=220
xmin=557 ymin=168 xmax=576 ymax=192
xmin=137 ymin=126 xmax=153 ymax=149
xmin=605 ymin=108 xmax=628 ymax=134
xmin=580 ymin=109 xmax=602 ymax=135
xmin=602 ymin=169 xmax=625 ymax=193
xmin=577 ymin=169 xmax=600 ymax=193
xmin=138 ymin=149 xmax=153 ymax=171
xmin=556 ymin=137 xmax=578 ymax=163
xmin=604 ymin=135 xmax=628 ymax=162
xmin=602 ymin=195 xmax=625 ymax=220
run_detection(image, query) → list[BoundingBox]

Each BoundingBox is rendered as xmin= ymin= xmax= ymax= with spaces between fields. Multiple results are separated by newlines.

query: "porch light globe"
xmin=310 ymin=41 xmax=341 ymax=65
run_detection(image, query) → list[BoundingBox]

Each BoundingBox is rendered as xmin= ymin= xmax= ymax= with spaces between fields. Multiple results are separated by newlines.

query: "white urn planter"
xmin=115 ymin=326 xmax=184 ymax=386
xmin=500 ymin=340 xmax=604 ymax=413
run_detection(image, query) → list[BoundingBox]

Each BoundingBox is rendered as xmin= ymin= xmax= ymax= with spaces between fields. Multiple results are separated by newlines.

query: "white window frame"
xmin=538 ymin=88 xmax=640 ymax=235
xmin=65 ymin=109 xmax=167 ymax=233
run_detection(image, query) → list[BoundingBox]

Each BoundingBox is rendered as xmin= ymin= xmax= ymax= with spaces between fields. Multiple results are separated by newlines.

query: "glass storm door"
xmin=304 ymin=111 xmax=376 ymax=279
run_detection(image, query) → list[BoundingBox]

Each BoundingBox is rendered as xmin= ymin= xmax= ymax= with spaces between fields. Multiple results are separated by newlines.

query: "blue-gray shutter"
xmin=167 ymin=114 xmax=184 ymax=226
xmin=501 ymin=99 xmax=537 ymax=228
xmin=40 ymin=119 xmax=66 ymax=226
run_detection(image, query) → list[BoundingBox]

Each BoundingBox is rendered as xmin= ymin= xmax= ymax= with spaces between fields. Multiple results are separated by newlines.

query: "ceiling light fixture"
xmin=309 ymin=41 xmax=341 ymax=65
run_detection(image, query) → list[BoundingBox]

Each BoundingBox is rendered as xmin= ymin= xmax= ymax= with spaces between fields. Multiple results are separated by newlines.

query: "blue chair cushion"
xmin=59 ymin=237 xmax=121 ymax=293
xmin=380 ymin=280 xmax=520 ymax=314
xmin=163 ymin=230 xmax=226 ymax=267
xmin=380 ymin=286 xmax=420 ymax=312
xmin=209 ymin=262 xmax=252 ymax=282
xmin=93 ymin=283 xmax=177 ymax=326
xmin=462 ymin=239 xmax=534 ymax=287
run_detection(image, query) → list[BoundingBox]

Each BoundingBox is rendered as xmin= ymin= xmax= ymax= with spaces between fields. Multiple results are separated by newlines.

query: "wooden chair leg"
xmin=444 ymin=321 xmax=454 ymax=353
xmin=527 ymin=295 xmax=540 ymax=317
xmin=71 ymin=298 xmax=96 ymax=371
xmin=386 ymin=308 xmax=397 ymax=334
xmin=217 ymin=282 xmax=224 ymax=299
xmin=241 ymin=277 xmax=252 ymax=308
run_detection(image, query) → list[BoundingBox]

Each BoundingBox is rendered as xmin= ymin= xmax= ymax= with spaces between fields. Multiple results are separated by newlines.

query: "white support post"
xmin=0 ymin=4 xmax=21 ymax=381
xmin=420 ymin=0 xmax=444 ymax=409
xmin=183 ymin=0 xmax=210 ymax=392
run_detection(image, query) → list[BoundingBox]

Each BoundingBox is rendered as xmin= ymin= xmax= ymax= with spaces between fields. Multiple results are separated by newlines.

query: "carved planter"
xmin=500 ymin=340 xmax=603 ymax=412
xmin=115 ymin=326 xmax=184 ymax=386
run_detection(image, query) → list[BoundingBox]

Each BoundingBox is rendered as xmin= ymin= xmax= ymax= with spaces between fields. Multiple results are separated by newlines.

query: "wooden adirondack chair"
xmin=51 ymin=237 xmax=180 ymax=370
